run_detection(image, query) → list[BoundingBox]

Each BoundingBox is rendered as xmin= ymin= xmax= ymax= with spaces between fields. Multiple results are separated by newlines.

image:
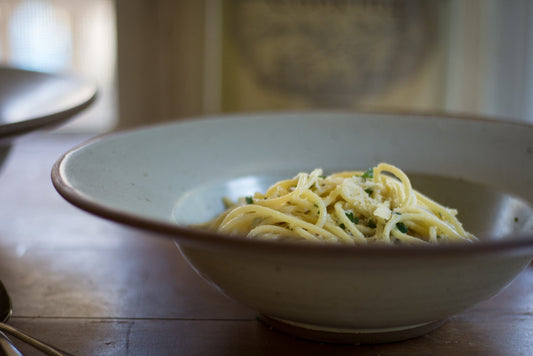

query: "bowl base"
xmin=258 ymin=314 xmax=446 ymax=344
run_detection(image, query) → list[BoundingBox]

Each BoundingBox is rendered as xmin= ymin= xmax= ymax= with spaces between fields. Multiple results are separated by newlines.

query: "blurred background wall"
xmin=1 ymin=0 xmax=533 ymax=132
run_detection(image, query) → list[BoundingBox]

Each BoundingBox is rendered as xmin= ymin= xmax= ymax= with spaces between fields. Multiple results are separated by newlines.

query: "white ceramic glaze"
xmin=52 ymin=112 xmax=533 ymax=343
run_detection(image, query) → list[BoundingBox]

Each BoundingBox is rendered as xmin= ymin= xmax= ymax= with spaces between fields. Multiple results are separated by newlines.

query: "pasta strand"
xmin=195 ymin=163 xmax=478 ymax=245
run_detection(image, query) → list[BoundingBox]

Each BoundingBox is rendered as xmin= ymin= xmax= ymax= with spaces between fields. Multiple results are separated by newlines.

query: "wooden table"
xmin=0 ymin=132 xmax=532 ymax=355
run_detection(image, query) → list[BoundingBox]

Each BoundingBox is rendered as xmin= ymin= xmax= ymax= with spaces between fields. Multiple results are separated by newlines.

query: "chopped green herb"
xmin=340 ymin=223 xmax=346 ymax=230
xmin=514 ymin=217 xmax=519 ymax=222
xmin=364 ymin=188 xmax=373 ymax=196
xmin=319 ymin=175 xmax=326 ymax=179
xmin=245 ymin=196 xmax=254 ymax=204
xmin=393 ymin=212 xmax=402 ymax=215
xmin=313 ymin=203 xmax=318 ymax=208
xmin=361 ymin=168 xmax=374 ymax=180
xmin=345 ymin=211 xmax=359 ymax=224
xmin=367 ymin=219 xmax=377 ymax=229
xmin=396 ymin=222 xmax=408 ymax=233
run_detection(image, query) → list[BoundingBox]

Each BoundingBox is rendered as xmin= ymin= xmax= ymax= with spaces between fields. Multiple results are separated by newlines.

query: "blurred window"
xmin=9 ymin=1 xmax=72 ymax=72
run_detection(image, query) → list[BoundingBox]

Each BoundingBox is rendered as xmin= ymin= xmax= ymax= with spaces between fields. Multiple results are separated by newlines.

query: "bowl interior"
xmin=172 ymin=172 xmax=533 ymax=241
xmin=55 ymin=112 xmax=533 ymax=244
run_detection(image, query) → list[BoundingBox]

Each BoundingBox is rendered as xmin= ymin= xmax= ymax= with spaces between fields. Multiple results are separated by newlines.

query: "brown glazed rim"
xmin=51 ymin=110 xmax=533 ymax=258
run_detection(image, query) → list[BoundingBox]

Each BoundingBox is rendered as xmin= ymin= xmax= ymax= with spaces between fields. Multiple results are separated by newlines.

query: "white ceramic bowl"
xmin=0 ymin=66 xmax=97 ymax=170
xmin=52 ymin=112 xmax=533 ymax=343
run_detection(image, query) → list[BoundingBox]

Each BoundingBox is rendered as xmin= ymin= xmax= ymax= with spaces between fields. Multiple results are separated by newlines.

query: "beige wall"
xmin=116 ymin=0 xmax=533 ymax=130
xmin=115 ymin=0 xmax=206 ymax=129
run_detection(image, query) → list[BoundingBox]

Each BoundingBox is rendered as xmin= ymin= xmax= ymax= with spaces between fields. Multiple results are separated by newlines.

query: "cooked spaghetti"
xmin=197 ymin=163 xmax=477 ymax=245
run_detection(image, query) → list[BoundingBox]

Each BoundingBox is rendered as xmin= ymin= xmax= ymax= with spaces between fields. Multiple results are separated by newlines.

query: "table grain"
xmin=0 ymin=133 xmax=532 ymax=355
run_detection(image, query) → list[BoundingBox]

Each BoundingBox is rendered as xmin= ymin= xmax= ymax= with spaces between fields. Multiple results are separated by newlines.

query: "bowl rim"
xmin=51 ymin=110 xmax=533 ymax=258
xmin=0 ymin=66 xmax=98 ymax=141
